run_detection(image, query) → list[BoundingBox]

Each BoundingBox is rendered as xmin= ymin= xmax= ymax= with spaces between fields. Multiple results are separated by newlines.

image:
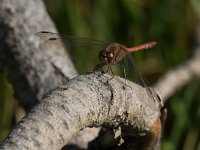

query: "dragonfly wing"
xmin=35 ymin=31 xmax=110 ymax=49
xmin=35 ymin=31 xmax=68 ymax=57
xmin=124 ymin=53 xmax=162 ymax=107
xmin=35 ymin=31 xmax=110 ymax=73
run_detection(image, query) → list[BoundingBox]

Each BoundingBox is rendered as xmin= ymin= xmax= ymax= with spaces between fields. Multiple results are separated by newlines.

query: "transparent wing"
xmin=35 ymin=31 xmax=110 ymax=73
xmin=35 ymin=31 xmax=110 ymax=50
xmin=124 ymin=53 xmax=162 ymax=106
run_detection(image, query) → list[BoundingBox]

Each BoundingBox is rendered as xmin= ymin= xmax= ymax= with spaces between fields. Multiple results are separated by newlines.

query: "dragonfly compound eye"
xmin=107 ymin=52 xmax=113 ymax=58
xmin=106 ymin=52 xmax=114 ymax=63
xmin=101 ymin=53 xmax=107 ymax=58
xmin=99 ymin=50 xmax=109 ymax=64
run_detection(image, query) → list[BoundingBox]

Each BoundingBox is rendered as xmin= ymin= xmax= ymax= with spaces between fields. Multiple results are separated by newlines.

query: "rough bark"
xmin=1 ymin=0 xmax=200 ymax=149
xmin=0 ymin=0 xmax=78 ymax=110
xmin=0 ymin=0 xmax=100 ymax=148
xmin=0 ymin=72 xmax=162 ymax=150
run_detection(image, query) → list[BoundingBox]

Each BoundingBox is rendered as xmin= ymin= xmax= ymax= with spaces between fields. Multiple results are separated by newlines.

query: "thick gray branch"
xmin=0 ymin=0 xmax=78 ymax=110
xmin=0 ymin=72 xmax=161 ymax=150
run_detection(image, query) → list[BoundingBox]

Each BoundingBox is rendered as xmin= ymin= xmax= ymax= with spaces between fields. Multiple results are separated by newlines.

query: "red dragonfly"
xmin=35 ymin=31 xmax=162 ymax=106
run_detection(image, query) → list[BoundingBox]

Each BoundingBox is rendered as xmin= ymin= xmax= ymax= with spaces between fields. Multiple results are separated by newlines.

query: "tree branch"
xmin=0 ymin=72 xmax=162 ymax=150
xmin=0 ymin=0 xmax=78 ymax=110
xmin=2 ymin=0 xmax=199 ymax=149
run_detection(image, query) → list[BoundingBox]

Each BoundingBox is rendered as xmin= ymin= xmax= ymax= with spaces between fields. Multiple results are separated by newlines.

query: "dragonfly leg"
xmin=102 ymin=64 xmax=115 ymax=85
xmin=108 ymin=64 xmax=115 ymax=75
xmin=113 ymin=63 xmax=128 ymax=89
xmin=93 ymin=64 xmax=105 ymax=72
xmin=120 ymin=64 xmax=127 ymax=88
xmin=112 ymin=63 xmax=127 ymax=79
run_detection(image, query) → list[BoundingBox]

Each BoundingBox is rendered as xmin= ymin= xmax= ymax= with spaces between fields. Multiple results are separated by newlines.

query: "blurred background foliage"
xmin=0 ymin=0 xmax=200 ymax=149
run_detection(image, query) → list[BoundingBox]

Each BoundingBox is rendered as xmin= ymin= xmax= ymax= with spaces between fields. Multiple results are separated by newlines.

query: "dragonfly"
xmin=35 ymin=31 xmax=162 ymax=107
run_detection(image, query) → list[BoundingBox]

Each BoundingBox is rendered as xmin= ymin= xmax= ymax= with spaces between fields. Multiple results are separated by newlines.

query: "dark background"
xmin=0 ymin=0 xmax=200 ymax=149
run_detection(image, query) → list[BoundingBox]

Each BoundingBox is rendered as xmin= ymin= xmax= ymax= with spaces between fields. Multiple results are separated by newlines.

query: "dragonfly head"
xmin=99 ymin=49 xmax=114 ymax=65
xmin=99 ymin=43 xmax=127 ymax=65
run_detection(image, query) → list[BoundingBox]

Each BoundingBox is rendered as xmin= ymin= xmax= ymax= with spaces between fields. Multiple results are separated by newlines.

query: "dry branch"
xmin=0 ymin=72 xmax=162 ymax=150
xmin=0 ymin=0 xmax=102 ymax=148
xmin=1 ymin=0 xmax=200 ymax=149
xmin=0 ymin=0 xmax=77 ymax=110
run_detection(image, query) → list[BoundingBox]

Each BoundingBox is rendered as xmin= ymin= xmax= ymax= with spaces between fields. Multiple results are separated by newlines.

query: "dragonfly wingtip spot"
xmin=41 ymin=31 xmax=50 ymax=33
xmin=49 ymin=37 xmax=57 ymax=41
